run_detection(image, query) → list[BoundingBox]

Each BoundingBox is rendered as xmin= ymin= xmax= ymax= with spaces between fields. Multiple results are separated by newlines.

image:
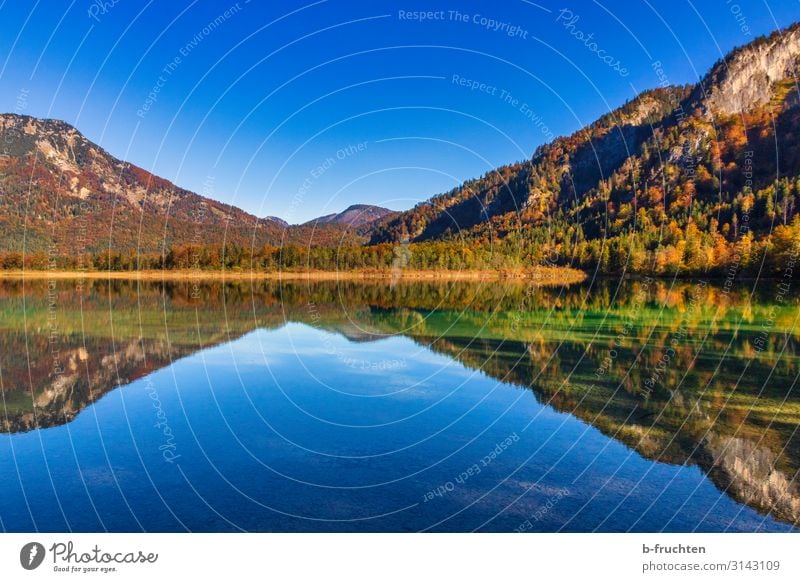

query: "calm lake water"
xmin=0 ymin=277 xmax=798 ymax=532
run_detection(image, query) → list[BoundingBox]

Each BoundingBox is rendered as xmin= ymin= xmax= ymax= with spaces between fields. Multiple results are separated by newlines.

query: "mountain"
xmin=307 ymin=204 xmax=396 ymax=228
xmin=2 ymin=23 xmax=800 ymax=275
xmin=370 ymin=23 xmax=800 ymax=275
xmin=0 ymin=115 xmax=366 ymax=257
xmin=0 ymin=114 xmax=293 ymax=254
xmin=370 ymin=85 xmax=691 ymax=242
xmin=264 ymin=215 xmax=289 ymax=227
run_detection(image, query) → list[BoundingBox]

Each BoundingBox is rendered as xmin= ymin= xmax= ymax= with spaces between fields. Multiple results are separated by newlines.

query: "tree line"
xmin=1 ymin=213 xmax=798 ymax=278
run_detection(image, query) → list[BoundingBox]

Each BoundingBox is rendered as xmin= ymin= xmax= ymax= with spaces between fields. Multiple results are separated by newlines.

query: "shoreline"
xmin=0 ymin=267 xmax=588 ymax=283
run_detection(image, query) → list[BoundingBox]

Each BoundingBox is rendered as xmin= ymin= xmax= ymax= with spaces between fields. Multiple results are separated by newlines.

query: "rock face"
xmin=701 ymin=24 xmax=800 ymax=115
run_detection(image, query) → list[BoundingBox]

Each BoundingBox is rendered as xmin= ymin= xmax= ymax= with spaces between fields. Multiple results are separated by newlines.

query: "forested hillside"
xmin=2 ymin=24 xmax=800 ymax=276
xmin=370 ymin=24 xmax=800 ymax=276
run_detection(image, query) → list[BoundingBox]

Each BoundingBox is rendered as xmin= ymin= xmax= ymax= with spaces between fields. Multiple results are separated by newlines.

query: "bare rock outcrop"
xmin=701 ymin=25 xmax=800 ymax=115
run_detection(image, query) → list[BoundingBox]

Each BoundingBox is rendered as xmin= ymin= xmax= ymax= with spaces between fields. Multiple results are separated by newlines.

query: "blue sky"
xmin=0 ymin=0 xmax=797 ymax=222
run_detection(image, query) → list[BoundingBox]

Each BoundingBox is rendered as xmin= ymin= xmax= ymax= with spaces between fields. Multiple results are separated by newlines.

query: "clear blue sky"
xmin=0 ymin=0 xmax=797 ymax=222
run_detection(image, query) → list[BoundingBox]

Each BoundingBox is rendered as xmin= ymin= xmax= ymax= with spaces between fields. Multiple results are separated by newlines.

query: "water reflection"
xmin=0 ymin=277 xmax=798 ymax=529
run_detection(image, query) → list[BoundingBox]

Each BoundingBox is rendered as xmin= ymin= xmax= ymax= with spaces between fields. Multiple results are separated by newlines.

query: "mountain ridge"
xmin=304 ymin=204 xmax=396 ymax=228
xmin=0 ymin=113 xmax=375 ymax=254
xmin=367 ymin=22 xmax=800 ymax=276
xmin=2 ymin=22 xmax=800 ymax=276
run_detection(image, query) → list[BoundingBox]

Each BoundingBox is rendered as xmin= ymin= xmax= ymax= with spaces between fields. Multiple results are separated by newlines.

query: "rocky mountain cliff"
xmin=699 ymin=24 xmax=800 ymax=115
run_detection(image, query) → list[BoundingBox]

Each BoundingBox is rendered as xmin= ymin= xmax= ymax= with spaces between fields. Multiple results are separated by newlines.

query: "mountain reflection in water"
xmin=0 ymin=277 xmax=798 ymax=531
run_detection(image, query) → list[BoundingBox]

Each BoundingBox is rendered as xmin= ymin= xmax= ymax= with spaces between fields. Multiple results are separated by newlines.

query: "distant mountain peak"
xmin=263 ymin=216 xmax=289 ymax=227
xmin=306 ymin=204 xmax=396 ymax=228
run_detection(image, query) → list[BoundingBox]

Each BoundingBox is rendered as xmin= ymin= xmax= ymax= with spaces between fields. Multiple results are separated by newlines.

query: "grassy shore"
xmin=0 ymin=266 xmax=587 ymax=283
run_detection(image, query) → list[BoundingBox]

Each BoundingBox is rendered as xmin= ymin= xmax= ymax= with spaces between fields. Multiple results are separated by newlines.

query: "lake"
xmin=0 ymin=276 xmax=798 ymax=532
